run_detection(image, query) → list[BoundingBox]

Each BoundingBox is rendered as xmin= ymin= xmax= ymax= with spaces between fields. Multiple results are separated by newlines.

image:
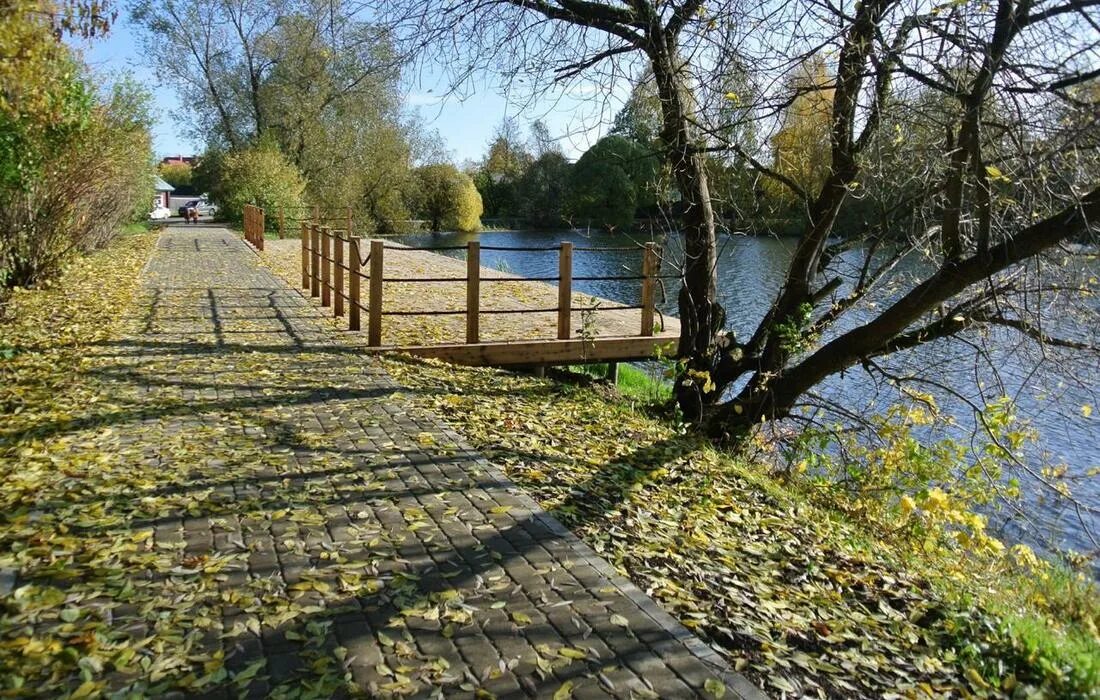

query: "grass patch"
xmin=119 ymin=220 xmax=165 ymax=236
xmin=566 ymin=362 xmax=672 ymax=404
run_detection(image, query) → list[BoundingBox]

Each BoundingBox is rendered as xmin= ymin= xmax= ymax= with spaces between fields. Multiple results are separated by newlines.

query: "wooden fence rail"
xmin=238 ymin=205 xmax=357 ymax=243
xmin=243 ymin=204 xmax=265 ymax=251
xmin=293 ymin=214 xmax=663 ymax=350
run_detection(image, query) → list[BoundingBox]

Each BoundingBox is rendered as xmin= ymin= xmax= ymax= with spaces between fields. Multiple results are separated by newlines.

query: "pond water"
xmin=396 ymin=228 xmax=1099 ymax=565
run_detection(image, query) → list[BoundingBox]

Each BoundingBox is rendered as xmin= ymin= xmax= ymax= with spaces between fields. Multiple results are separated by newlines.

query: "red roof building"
xmin=161 ymin=155 xmax=198 ymax=166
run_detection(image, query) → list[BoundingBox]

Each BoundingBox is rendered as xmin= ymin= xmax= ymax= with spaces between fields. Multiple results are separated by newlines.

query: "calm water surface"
xmin=397 ymin=228 xmax=1099 ymax=563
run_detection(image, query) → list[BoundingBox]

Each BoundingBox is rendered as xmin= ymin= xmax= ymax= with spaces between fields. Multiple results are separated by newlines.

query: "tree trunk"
xmin=649 ymin=48 xmax=724 ymax=417
xmin=706 ymin=186 xmax=1100 ymax=437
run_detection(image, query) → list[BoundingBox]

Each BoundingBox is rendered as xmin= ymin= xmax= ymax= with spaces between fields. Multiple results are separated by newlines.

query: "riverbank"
xmin=257 ymin=245 xmax=1099 ymax=697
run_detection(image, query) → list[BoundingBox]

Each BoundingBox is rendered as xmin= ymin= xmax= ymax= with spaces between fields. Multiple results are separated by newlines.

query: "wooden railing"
xmin=294 ymin=217 xmax=662 ymax=347
xmin=244 ymin=204 xmax=354 ymax=243
xmin=243 ymin=204 xmax=265 ymax=251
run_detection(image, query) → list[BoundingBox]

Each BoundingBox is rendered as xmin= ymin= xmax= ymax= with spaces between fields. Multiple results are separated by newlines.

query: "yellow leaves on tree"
xmin=766 ymin=56 xmax=835 ymax=204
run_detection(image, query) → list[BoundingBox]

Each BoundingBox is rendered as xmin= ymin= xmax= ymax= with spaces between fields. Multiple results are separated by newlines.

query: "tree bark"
xmin=707 ymin=186 xmax=1100 ymax=435
xmin=649 ymin=48 xmax=723 ymax=386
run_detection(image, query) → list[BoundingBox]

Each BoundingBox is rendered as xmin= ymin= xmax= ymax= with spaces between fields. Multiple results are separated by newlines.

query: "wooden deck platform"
xmin=394 ymin=334 xmax=679 ymax=367
xmin=257 ymin=219 xmax=681 ymax=367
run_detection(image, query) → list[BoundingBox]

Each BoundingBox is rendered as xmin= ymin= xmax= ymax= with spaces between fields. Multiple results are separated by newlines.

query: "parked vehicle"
xmin=177 ymin=199 xmax=218 ymax=218
xmin=149 ymin=205 xmax=172 ymax=220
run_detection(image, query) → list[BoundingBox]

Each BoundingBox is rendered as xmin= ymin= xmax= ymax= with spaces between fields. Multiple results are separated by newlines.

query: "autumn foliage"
xmin=0 ymin=1 xmax=155 ymax=290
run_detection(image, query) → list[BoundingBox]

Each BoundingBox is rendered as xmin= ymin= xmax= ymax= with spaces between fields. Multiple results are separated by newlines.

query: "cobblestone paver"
xmin=79 ymin=227 xmax=759 ymax=698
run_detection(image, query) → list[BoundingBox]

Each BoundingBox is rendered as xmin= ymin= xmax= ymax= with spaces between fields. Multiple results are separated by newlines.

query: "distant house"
xmin=154 ymin=176 xmax=174 ymax=208
xmin=161 ymin=155 xmax=198 ymax=166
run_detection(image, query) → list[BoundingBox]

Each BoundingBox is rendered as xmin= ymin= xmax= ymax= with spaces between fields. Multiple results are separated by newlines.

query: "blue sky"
xmin=72 ymin=15 xmax=624 ymax=163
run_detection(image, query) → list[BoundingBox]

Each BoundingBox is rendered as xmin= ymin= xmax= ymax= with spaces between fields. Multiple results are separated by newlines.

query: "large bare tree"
xmin=377 ymin=0 xmax=1099 ymax=442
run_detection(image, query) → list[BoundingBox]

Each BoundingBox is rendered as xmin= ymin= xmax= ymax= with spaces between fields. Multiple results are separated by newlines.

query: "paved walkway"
xmin=41 ymin=226 xmax=757 ymax=698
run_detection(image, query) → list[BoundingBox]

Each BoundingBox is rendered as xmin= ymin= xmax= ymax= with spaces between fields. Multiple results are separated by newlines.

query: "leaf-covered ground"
xmin=3 ymin=231 xmax=1091 ymax=698
xmin=256 ymin=238 xmax=1098 ymax=698
xmin=377 ymin=356 xmax=1100 ymax=698
xmin=1 ymin=229 xmax=747 ymax=699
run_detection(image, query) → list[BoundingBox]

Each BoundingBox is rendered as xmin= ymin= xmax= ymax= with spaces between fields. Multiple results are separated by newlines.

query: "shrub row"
xmin=0 ymin=1 xmax=156 ymax=291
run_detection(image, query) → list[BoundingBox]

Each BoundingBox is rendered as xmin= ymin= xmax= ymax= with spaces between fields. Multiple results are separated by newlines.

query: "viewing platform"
xmin=248 ymin=205 xmax=682 ymax=368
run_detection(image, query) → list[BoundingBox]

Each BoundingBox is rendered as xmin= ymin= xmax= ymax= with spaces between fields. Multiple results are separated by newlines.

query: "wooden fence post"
xmin=321 ymin=226 xmax=331 ymax=307
xmin=557 ymin=241 xmax=573 ymax=340
xmin=349 ymin=236 xmax=361 ymax=331
xmin=310 ymin=224 xmax=320 ymax=298
xmin=313 ymin=205 xmax=320 ymax=225
xmin=244 ymin=205 xmax=250 ymax=246
xmin=257 ymin=208 xmax=264 ymax=251
xmin=466 ymin=241 xmax=480 ymax=344
xmin=334 ymin=232 xmax=344 ymax=317
xmin=368 ymin=240 xmax=384 ymax=346
xmin=300 ymin=222 xmax=309 ymax=289
xmin=640 ymin=242 xmax=657 ymax=336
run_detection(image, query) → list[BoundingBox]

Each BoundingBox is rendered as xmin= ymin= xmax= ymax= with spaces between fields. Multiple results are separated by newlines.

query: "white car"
xmin=149 ymin=205 xmax=172 ymax=220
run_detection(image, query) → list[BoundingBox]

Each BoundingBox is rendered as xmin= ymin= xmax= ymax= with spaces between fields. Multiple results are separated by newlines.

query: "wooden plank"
xmin=394 ymin=334 xmax=679 ymax=366
xmin=310 ymin=225 xmax=320 ymax=298
xmin=349 ymin=236 xmax=361 ymax=331
xmin=641 ymin=242 xmax=657 ymax=336
xmin=557 ymin=241 xmax=572 ymax=340
xmin=321 ymin=227 xmax=331 ymax=307
xmin=368 ymin=240 xmax=384 ymax=346
xmin=334 ymin=231 xmax=344 ymax=317
xmin=257 ymin=208 xmax=265 ymax=251
xmin=466 ymin=241 xmax=480 ymax=344
xmin=300 ymin=222 xmax=309 ymax=289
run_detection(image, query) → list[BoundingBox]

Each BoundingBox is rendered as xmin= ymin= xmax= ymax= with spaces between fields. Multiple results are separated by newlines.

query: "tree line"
xmin=133 ymin=0 xmax=482 ymax=234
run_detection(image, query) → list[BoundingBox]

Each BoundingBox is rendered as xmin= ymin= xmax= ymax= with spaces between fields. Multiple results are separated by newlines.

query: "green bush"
xmin=205 ymin=142 xmax=306 ymax=227
xmin=0 ymin=5 xmax=156 ymax=290
xmin=158 ymin=162 xmax=192 ymax=188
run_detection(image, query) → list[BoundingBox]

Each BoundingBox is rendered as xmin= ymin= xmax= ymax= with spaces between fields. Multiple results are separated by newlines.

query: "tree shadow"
xmin=2 ymin=234 xmax=744 ymax=697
